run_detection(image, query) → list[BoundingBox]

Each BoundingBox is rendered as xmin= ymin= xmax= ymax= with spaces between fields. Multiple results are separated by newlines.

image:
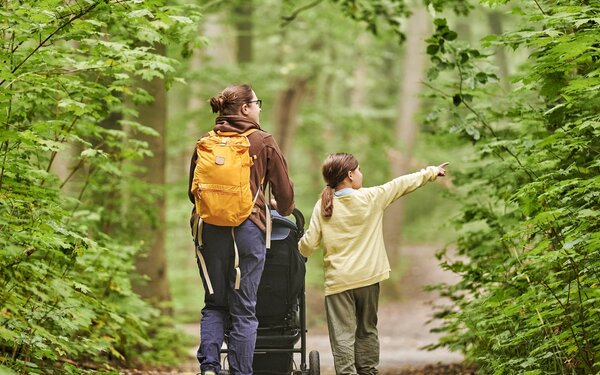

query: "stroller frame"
xmin=220 ymin=208 xmax=319 ymax=375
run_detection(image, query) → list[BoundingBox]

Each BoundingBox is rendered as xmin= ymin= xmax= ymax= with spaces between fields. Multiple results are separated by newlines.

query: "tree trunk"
xmin=99 ymin=111 xmax=123 ymax=235
xmin=132 ymin=43 xmax=172 ymax=312
xmin=488 ymin=11 xmax=510 ymax=91
xmin=273 ymin=78 xmax=308 ymax=155
xmin=235 ymin=1 xmax=253 ymax=63
xmin=175 ymin=49 xmax=204 ymax=182
xmin=383 ymin=7 xmax=429 ymax=276
xmin=351 ymin=34 xmax=370 ymax=108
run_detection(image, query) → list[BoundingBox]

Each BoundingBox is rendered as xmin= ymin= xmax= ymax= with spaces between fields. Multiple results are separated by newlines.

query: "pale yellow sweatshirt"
xmin=299 ymin=166 xmax=440 ymax=296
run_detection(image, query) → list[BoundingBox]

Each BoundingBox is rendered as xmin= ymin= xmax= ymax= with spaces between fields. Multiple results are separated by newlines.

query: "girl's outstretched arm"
xmin=371 ymin=162 xmax=449 ymax=209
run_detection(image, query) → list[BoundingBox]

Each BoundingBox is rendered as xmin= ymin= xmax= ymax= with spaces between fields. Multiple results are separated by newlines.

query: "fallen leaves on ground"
xmin=120 ymin=363 xmax=478 ymax=375
xmin=381 ymin=363 xmax=478 ymax=375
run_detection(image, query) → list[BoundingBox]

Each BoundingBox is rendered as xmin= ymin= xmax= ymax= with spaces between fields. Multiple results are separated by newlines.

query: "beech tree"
xmin=0 ymin=0 xmax=199 ymax=372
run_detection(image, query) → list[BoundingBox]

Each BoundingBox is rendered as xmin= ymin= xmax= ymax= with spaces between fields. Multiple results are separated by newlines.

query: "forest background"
xmin=1 ymin=0 xmax=598 ymax=374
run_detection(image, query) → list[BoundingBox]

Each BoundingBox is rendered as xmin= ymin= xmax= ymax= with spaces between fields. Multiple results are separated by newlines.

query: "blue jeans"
xmin=196 ymin=219 xmax=266 ymax=375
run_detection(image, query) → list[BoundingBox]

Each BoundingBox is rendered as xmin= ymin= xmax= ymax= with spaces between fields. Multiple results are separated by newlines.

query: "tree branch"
xmin=532 ymin=0 xmax=546 ymax=16
xmin=0 ymin=141 xmax=8 ymax=191
xmin=455 ymin=54 xmax=537 ymax=181
xmin=0 ymin=91 xmax=13 ymax=190
xmin=281 ymin=0 xmax=323 ymax=28
xmin=0 ymin=1 xmax=100 ymax=87
xmin=46 ymin=116 xmax=80 ymax=173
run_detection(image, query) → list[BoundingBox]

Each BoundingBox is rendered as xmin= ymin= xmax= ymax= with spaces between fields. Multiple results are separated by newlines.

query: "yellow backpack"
xmin=190 ymin=129 xmax=259 ymax=226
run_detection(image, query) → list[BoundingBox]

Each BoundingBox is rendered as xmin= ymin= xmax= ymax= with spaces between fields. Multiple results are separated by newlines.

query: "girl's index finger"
xmin=439 ymin=162 xmax=449 ymax=168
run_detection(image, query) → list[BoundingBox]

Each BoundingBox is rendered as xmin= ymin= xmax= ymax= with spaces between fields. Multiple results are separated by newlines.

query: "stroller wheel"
xmin=308 ymin=350 xmax=320 ymax=375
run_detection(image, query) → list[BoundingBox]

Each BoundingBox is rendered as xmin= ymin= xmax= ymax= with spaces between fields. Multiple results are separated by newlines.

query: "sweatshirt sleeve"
xmin=266 ymin=138 xmax=295 ymax=216
xmin=373 ymin=166 xmax=440 ymax=209
xmin=298 ymin=203 xmax=322 ymax=257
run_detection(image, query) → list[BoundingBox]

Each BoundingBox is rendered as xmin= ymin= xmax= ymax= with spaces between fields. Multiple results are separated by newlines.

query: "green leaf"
xmin=444 ymin=30 xmax=458 ymax=41
xmin=168 ymin=15 xmax=193 ymax=24
xmin=427 ymin=44 xmax=440 ymax=55
xmin=452 ymin=94 xmax=462 ymax=106
xmin=128 ymin=9 xmax=154 ymax=19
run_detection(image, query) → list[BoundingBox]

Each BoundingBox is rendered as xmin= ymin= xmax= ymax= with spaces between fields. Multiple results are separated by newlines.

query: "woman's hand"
xmin=437 ymin=162 xmax=449 ymax=177
xmin=270 ymin=198 xmax=278 ymax=210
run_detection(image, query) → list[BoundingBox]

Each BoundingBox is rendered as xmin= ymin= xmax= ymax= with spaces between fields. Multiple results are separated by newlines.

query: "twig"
xmin=421 ymin=80 xmax=451 ymax=96
xmin=59 ymin=159 xmax=84 ymax=189
xmin=67 ymin=170 xmax=93 ymax=218
xmin=0 ymin=91 xmax=13 ymax=190
xmin=533 ymin=0 xmax=546 ymax=16
xmin=46 ymin=116 xmax=80 ymax=173
xmin=59 ymin=357 xmax=103 ymax=370
xmin=281 ymin=0 xmax=323 ymax=28
xmin=0 ymin=141 xmax=8 ymax=191
xmin=456 ymin=55 xmax=537 ymax=181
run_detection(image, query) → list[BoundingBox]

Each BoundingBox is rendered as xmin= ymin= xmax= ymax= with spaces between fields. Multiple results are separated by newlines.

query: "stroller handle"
xmin=292 ymin=208 xmax=305 ymax=237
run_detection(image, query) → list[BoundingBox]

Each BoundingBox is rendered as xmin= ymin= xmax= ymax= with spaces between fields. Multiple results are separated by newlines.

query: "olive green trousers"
xmin=325 ymin=283 xmax=380 ymax=375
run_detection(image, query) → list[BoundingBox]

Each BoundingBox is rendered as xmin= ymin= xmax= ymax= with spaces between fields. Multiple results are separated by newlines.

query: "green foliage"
xmin=421 ymin=1 xmax=600 ymax=373
xmin=425 ymin=0 xmax=472 ymax=15
xmin=0 ymin=0 xmax=200 ymax=373
xmin=332 ymin=0 xmax=409 ymax=41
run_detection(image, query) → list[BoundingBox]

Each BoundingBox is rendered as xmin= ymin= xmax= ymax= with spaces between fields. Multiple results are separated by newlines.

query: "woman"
xmin=188 ymin=84 xmax=295 ymax=375
xmin=299 ymin=153 xmax=448 ymax=375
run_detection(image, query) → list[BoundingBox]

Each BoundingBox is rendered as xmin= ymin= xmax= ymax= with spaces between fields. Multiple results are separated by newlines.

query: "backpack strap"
xmin=242 ymin=128 xmax=259 ymax=137
xmin=192 ymin=214 xmax=202 ymax=247
xmin=232 ymin=228 xmax=241 ymax=290
xmin=250 ymin=182 xmax=271 ymax=250
xmin=265 ymin=182 xmax=272 ymax=250
xmin=214 ymin=128 xmax=259 ymax=137
xmin=195 ymin=247 xmax=215 ymax=295
xmin=193 ymin=217 xmax=215 ymax=295
xmin=193 ymin=215 xmax=241 ymax=293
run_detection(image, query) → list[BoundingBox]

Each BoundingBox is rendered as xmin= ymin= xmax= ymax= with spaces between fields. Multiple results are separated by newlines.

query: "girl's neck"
xmin=335 ymin=180 xmax=353 ymax=192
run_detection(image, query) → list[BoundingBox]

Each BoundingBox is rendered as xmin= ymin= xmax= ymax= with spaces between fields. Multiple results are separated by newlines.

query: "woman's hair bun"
xmin=208 ymin=84 xmax=253 ymax=115
xmin=209 ymin=95 xmax=225 ymax=114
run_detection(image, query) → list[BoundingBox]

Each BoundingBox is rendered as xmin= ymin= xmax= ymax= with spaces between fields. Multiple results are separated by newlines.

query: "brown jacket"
xmin=188 ymin=115 xmax=295 ymax=232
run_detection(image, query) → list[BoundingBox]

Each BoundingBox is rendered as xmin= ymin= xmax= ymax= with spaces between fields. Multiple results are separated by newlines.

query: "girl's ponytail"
xmin=320 ymin=185 xmax=334 ymax=218
xmin=320 ymin=153 xmax=359 ymax=218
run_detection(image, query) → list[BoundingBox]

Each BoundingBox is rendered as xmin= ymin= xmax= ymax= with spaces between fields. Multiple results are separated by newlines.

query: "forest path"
xmin=166 ymin=244 xmax=464 ymax=375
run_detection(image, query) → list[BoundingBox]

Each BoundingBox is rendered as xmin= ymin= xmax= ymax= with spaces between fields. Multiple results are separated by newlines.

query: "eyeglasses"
xmin=246 ymin=99 xmax=262 ymax=109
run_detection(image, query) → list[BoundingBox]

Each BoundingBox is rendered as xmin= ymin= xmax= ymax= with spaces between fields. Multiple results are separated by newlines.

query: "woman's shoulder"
xmin=248 ymin=129 xmax=274 ymax=142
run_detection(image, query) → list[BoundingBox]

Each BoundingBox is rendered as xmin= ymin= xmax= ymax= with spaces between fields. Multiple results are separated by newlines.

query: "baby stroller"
xmin=223 ymin=208 xmax=320 ymax=375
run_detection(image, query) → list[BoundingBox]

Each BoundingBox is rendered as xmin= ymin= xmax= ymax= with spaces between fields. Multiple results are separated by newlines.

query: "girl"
xmin=299 ymin=153 xmax=448 ymax=375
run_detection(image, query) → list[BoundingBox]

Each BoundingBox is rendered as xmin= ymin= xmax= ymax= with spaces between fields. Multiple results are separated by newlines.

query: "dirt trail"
xmin=169 ymin=244 xmax=463 ymax=375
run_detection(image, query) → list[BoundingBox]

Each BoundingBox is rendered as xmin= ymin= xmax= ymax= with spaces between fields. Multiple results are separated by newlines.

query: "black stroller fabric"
xmin=253 ymin=210 xmax=306 ymax=374
xmin=256 ymin=212 xmax=305 ymax=323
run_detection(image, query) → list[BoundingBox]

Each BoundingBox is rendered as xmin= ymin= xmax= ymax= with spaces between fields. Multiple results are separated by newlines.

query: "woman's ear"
xmin=240 ymin=103 xmax=249 ymax=115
